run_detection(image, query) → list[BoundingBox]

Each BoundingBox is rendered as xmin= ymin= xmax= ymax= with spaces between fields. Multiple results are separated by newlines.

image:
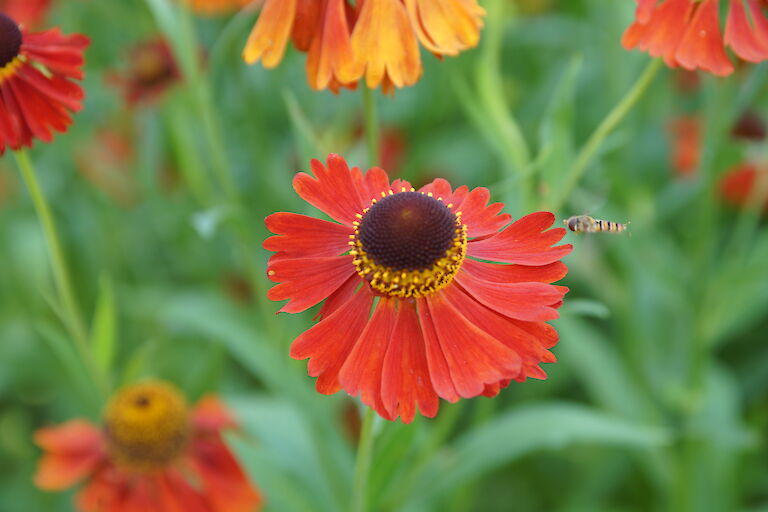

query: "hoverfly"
xmin=564 ymin=215 xmax=628 ymax=234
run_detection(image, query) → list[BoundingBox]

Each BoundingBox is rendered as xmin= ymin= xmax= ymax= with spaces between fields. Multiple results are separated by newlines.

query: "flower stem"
xmin=550 ymin=58 xmax=663 ymax=211
xmin=362 ymin=85 xmax=380 ymax=167
xmin=351 ymin=407 xmax=376 ymax=512
xmin=13 ymin=150 xmax=106 ymax=398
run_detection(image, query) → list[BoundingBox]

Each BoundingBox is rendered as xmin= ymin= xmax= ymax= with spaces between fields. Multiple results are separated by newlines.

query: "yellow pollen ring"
xmin=104 ymin=380 xmax=190 ymax=471
xmin=349 ymin=191 xmax=468 ymax=299
xmin=0 ymin=55 xmax=25 ymax=84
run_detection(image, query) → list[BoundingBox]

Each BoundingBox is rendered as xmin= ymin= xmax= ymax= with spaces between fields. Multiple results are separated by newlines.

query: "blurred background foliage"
xmin=1 ymin=0 xmax=768 ymax=511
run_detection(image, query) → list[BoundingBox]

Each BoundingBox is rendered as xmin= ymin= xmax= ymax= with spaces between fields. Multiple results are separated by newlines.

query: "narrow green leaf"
xmin=90 ymin=274 xmax=116 ymax=376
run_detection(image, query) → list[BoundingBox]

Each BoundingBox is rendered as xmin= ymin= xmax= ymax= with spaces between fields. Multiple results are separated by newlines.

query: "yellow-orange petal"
xmin=33 ymin=420 xmax=105 ymax=491
xmin=306 ymin=0 xmax=359 ymax=90
xmin=351 ymin=0 xmax=422 ymax=90
xmin=243 ymin=0 xmax=297 ymax=67
xmin=405 ymin=0 xmax=485 ymax=56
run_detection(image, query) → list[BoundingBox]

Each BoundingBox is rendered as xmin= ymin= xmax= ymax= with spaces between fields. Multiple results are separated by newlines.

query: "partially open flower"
xmin=0 ymin=0 xmax=52 ymax=27
xmin=0 ymin=13 xmax=89 ymax=154
xmin=34 ymin=380 xmax=263 ymax=512
xmin=623 ymin=0 xmax=768 ymax=76
xmin=108 ymin=37 xmax=181 ymax=106
xmin=264 ymin=155 xmax=571 ymax=423
xmin=243 ymin=0 xmax=485 ymax=93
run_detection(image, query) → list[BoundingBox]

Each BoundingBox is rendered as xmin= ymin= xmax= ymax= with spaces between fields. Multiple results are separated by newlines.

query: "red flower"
xmin=34 ymin=381 xmax=263 ymax=512
xmin=668 ymin=115 xmax=701 ymax=177
xmin=0 ymin=0 xmax=52 ymax=27
xmin=0 ymin=13 xmax=89 ymax=154
xmin=719 ymin=162 xmax=768 ymax=212
xmin=108 ymin=37 xmax=181 ymax=106
xmin=243 ymin=0 xmax=485 ymax=93
xmin=264 ymin=155 xmax=571 ymax=423
xmin=623 ymin=0 xmax=768 ymax=76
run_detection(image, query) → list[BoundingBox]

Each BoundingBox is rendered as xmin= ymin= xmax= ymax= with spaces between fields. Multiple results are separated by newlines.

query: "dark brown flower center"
xmin=358 ymin=192 xmax=456 ymax=271
xmin=350 ymin=191 xmax=467 ymax=298
xmin=0 ymin=14 xmax=22 ymax=69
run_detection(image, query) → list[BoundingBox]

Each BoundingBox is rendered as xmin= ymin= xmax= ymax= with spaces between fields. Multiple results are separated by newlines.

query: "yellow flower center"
xmin=104 ymin=380 xmax=190 ymax=471
xmin=350 ymin=189 xmax=467 ymax=298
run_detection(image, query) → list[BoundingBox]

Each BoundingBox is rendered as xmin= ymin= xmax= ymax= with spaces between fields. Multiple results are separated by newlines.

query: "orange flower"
xmin=108 ymin=37 xmax=181 ymax=106
xmin=34 ymin=381 xmax=263 ymax=512
xmin=264 ymin=155 xmax=571 ymax=423
xmin=623 ymin=0 xmax=768 ymax=76
xmin=719 ymin=162 xmax=768 ymax=213
xmin=668 ymin=115 xmax=701 ymax=177
xmin=0 ymin=13 xmax=89 ymax=154
xmin=182 ymin=0 xmax=256 ymax=16
xmin=243 ymin=0 xmax=485 ymax=93
xmin=0 ymin=0 xmax=52 ymax=27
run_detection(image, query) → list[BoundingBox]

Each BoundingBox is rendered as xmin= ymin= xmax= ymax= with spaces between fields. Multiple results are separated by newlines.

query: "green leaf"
xmin=405 ymin=402 xmax=670 ymax=507
xmin=90 ymin=274 xmax=116 ymax=376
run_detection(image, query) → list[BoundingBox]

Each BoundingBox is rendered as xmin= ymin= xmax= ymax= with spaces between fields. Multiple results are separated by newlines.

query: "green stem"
xmin=550 ymin=58 xmax=663 ymax=211
xmin=351 ymin=408 xmax=377 ymax=512
xmin=14 ymin=150 xmax=106 ymax=398
xmin=362 ymin=85 xmax=380 ymax=167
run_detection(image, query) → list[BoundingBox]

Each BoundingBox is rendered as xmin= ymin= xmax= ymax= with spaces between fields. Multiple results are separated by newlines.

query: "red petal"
xmin=467 ymin=211 xmax=571 ymax=265
xmin=624 ymin=0 xmax=693 ymax=64
xmin=725 ymin=0 xmax=768 ymax=63
xmin=454 ymin=186 xmax=511 ymax=238
xmin=33 ymin=420 xmax=104 ymax=491
xmin=455 ymin=271 xmax=566 ymax=322
xmin=314 ymin=274 xmax=361 ymax=320
xmin=676 ymin=0 xmax=734 ymax=76
xmin=380 ymin=301 xmax=440 ymax=423
xmin=416 ymin=298 xmax=459 ymax=402
xmin=424 ymin=292 xmax=522 ymax=398
xmin=267 ymin=255 xmax=355 ymax=313
xmin=191 ymin=395 xmax=237 ymax=432
xmin=76 ymin=467 xmax=155 ymax=512
xmin=264 ymin=212 xmax=352 ymax=258
xmin=290 ymin=287 xmax=374 ymax=394
xmin=188 ymin=436 xmax=264 ymax=512
xmin=339 ymin=298 xmax=397 ymax=419
xmin=157 ymin=470 xmax=210 ymax=512
xmin=461 ymin=258 xmax=568 ymax=284
xmin=292 ymin=154 xmax=368 ymax=225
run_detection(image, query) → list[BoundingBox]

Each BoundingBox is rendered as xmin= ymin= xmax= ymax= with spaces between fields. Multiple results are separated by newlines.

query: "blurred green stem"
xmin=551 ymin=59 xmax=663 ymax=211
xmin=362 ymin=86 xmax=380 ymax=166
xmin=14 ymin=150 xmax=107 ymax=399
xmin=351 ymin=408 xmax=376 ymax=512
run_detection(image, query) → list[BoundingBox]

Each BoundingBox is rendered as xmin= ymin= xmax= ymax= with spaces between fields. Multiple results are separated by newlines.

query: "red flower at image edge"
xmin=0 ymin=0 xmax=52 ymax=27
xmin=0 ymin=13 xmax=88 ymax=154
xmin=34 ymin=381 xmax=263 ymax=512
xmin=719 ymin=162 xmax=768 ymax=212
xmin=623 ymin=0 xmax=768 ymax=76
xmin=264 ymin=154 xmax=572 ymax=423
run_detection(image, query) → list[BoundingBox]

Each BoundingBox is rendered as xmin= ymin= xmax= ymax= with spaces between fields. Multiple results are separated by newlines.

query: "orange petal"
xmin=306 ymin=0 xmax=360 ymax=90
xmin=405 ymin=0 xmax=484 ymax=56
xmin=33 ymin=420 xmax=104 ymax=491
xmin=351 ymin=0 xmax=422 ymax=89
xmin=243 ymin=0 xmax=297 ymax=67
xmin=191 ymin=395 xmax=238 ymax=432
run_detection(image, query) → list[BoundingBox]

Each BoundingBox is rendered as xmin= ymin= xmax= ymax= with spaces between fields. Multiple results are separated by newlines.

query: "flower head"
xmin=264 ymin=154 xmax=571 ymax=423
xmin=0 ymin=13 xmax=89 ymax=154
xmin=0 ymin=0 xmax=52 ymax=27
xmin=243 ymin=0 xmax=485 ymax=93
xmin=108 ymin=37 xmax=181 ymax=106
xmin=623 ymin=0 xmax=768 ymax=76
xmin=34 ymin=380 xmax=263 ymax=512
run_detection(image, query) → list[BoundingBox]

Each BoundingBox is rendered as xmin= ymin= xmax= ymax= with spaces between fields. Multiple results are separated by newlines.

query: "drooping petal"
xmin=405 ymin=0 xmax=484 ymax=56
xmin=33 ymin=420 xmax=105 ymax=491
xmin=243 ymin=0 xmax=297 ymax=67
xmin=264 ymin=212 xmax=352 ymax=258
xmin=622 ymin=0 xmax=694 ymax=66
xmin=267 ymin=255 xmax=355 ymax=313
xmin=455 ymin=270 xmax=566 ymax=322
xmin=416 ymin=298 xmax=459 ymax=402
xmin=76 ymin=467 xmax=155 ymax=512
xmin=676 ymin=0 xmax=733 ymax=76
xmin=339 ymin=298 xmax=397 ymax=419
xmin=351 ymin=0 xmax=422 ymax=90
xmin=293 ymin=154 xmax=367 ymax=225
xmin=306 ymin=0 xmax=360 ymax=90
xmin=290 ymin=287 xmax=374 ymax=394
xmin=467 ymin=212 xmax=572 ymax=265
xmin=380 ymin=301 xmax=440 ymax=423
xmin=424 ymin=291 xmax=522 ymax=398
xmin=156 ymin=470 xmax=210 ymax=512
xmin=188 ymin=436 xmax=264 ymax=512
xmin=724 ymin=0 xmax=768 ymax=63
